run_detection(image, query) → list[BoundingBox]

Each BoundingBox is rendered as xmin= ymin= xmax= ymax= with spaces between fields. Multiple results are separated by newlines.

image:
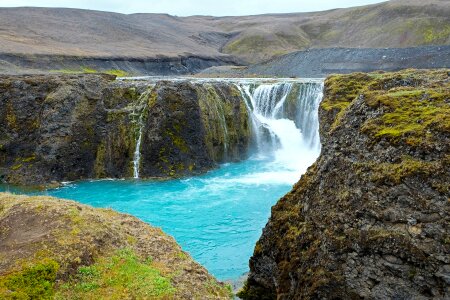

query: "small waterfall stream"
xmin=132 ymin=86 xmax=154 ymax=179
xmin=133 ymin=125 xmax=143 ymax=179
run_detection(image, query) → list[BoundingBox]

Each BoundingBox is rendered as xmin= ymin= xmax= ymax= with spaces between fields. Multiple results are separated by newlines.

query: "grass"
xmin=0 ymin=260 xmax=59 ymax=300
xmin=50 ymin=67 xmax=129 ymax=77
xmin=55 ymin=248 xmax=175 ymax=299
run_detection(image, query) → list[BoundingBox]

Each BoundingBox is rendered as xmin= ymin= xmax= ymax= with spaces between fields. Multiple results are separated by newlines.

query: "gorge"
xmin=1 ymin=69 xmax=448 ymax=298
xmin=0 ymin=1 xmax=449 ymax=299
xmin=0 ymin=75 xmax=324 ymax=281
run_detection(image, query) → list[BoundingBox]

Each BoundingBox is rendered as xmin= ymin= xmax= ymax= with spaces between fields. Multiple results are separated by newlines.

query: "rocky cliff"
xmin=239 ymin=69 xmax=449 ymax=299
xmin=0 ymin=74 xmax=250 ymax=186
xmin=0 ymin=192 xmax=231 ymax=299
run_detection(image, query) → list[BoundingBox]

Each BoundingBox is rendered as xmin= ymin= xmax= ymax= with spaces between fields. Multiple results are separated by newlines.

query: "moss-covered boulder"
xmin=0 ymin=192 xmax=232 ymax=299
xmin=240 ymin=69 xmax=449 ymax=299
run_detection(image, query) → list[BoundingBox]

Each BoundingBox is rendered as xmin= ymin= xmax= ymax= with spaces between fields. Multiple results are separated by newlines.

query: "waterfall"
xmin=236 ymin=80 xmax=323 ymax=179
xmin=133 ymin=125 xmax=143 ymax=179
xmin=132 ymin=86 xmax=154 ymax=179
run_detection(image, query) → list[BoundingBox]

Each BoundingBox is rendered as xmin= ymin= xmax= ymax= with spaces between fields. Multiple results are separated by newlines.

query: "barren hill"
xmin=0 ymin=0 xmax=449 ymax=66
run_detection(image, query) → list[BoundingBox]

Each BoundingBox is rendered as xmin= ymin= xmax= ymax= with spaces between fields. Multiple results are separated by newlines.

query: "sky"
xmin=0 ymin=0 xmax=388 ymax=16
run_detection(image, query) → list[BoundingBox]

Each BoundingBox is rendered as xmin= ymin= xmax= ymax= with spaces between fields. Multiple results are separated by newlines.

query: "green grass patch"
xmin=0 ymin=260 xmax=59 ymax=299
xmin=55 ymin=248 xmax=175 ymax=299
xmin=50 ymin=67 xmax=129 ymax=77
xmin=103 ymin=69 xmax=130 ymax=77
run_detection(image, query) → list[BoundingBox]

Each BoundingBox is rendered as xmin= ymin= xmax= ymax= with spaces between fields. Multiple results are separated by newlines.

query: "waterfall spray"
xmin=236 ymin=79 xmax=323 ymax=178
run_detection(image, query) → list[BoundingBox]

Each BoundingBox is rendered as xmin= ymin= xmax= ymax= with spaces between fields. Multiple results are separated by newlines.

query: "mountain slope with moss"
xmin=239 ymin=69 xmax=450 ymax=299
xmin=0 ymin=192 xmax=231 ymax=299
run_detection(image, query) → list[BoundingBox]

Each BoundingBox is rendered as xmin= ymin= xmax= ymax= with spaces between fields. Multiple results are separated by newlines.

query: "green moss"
xmin=224 ymin=35 xmax=268 ymax=56
xmin=423 ymin=24 xmax=450 ymax=44
xmin=323 ymin=69 xmax=450 ymax=147
xmin=55 ymin=248 xmax=175 ymax=299
xmin=50 ymin=67 xmax=129 ymax=76
xmin=81 ymin=67 xmax=98 ymax=73
xmin=167 ymin=130 xmax=189 ymax=154
xmin=368 ymin=156 xmax=444 ymax=184
xmin=0 ymin=260 xmax=59 ymax=299
xmin=362 ymin=86 xmax=449 ymax=146
xmin=103 ymin=69 xmax=130 ymax=77
xmin=94 ymin=143 xmax=106 ymax=178
xmin=21 ymin=155 xmax=36 ymax=163
xmin=11 ymin=164 xmax=22 ymax=170
xmin=197 ymin=84 xmax=249 ymax=162
xmin=5 ymin=102 xmax=17 ymax=129
xmin=321 ymin=73 xmax=370 ymax=130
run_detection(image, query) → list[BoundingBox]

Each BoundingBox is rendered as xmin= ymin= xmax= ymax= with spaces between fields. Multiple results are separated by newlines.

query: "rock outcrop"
xmin=239 ymin=69 xmax=449 ymax=299
xmin=0 ymin=74 xmax=250 ymax=185
xmin=0 ymin=192 xmax=231 ymax=299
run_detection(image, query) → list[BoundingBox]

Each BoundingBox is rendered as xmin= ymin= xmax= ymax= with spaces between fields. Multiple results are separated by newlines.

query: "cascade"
xmin=133 ymin=125 xmax=143 ymax=179
xmin=132 ymin=86 xmax=154 ymax=179
xmin=236 ymin=80 xmax=323 ymax=178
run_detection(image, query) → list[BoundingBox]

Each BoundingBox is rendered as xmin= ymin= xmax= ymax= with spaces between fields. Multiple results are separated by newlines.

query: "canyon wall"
xmin=239 ymin=69 xmax=449 ymax=299
xmin=0 ymin=74 xmax=250 ymax=186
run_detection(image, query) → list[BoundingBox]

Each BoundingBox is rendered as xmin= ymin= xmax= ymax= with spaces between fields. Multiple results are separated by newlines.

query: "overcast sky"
xmin=0 ymin=0 xmax=388 ymax=16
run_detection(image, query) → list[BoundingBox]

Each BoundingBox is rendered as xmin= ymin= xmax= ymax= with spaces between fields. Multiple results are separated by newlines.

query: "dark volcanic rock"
xmin=0 ymin=53 xmax=241 ymax=76
xmin=240 ymin=69 xmax=450 ymax=299
xmin=0 ymin=74 xmax=250 ymax=185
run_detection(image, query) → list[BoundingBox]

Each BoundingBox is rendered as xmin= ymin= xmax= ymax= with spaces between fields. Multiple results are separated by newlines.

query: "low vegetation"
xmin=0 ymin=193 xmax=232 ymax=299
xmin=55 ymin=248 xmax=175 ymax=299
xmin=322 ymin=69 xmax=450 ymax=147
xmin=50 ymin=67 xmax=130 ymax=77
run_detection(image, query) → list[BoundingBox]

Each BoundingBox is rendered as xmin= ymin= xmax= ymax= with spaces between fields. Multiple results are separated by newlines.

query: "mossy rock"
xmin=0 ymin=193 xmax=232 ymax=299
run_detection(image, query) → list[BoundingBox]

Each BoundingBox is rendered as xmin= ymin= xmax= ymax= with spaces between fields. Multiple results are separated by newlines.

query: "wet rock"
xmin=0 ymin=74 xmax=251 ymax=185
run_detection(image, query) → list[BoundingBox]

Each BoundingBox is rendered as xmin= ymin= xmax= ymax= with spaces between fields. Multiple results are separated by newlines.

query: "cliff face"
xmin=240 ymin=69 xmax=449 ymax=299
xmin=0 ymin=74 xmax=250 ymax=185
xmin=0 ymin=192 xmax=231 ymax=299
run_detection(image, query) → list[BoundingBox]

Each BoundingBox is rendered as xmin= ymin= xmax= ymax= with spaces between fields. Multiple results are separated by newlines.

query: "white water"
xmin=132 ymin=86 xmax=155 ymax=179
xmin=133 ymin=125 xmax=143 ymax=179
xmin=236 ymin=80 xmax=323 ymax=184
xmin=130 ymin=79 xmax=323 ymax=184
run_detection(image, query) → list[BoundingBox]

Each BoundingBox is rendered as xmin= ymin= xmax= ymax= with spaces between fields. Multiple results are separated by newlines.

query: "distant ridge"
xmin=0 ymin=0 xmax=448 ymax=66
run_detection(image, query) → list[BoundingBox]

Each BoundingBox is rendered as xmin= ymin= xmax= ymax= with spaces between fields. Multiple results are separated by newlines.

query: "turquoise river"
xmin=1 ymin=78 xmax=324 ymax=281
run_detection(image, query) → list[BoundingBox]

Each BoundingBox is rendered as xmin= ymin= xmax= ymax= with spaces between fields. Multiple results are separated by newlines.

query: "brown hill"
xmin=0 ymin=0 xmax=449 ymax=64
